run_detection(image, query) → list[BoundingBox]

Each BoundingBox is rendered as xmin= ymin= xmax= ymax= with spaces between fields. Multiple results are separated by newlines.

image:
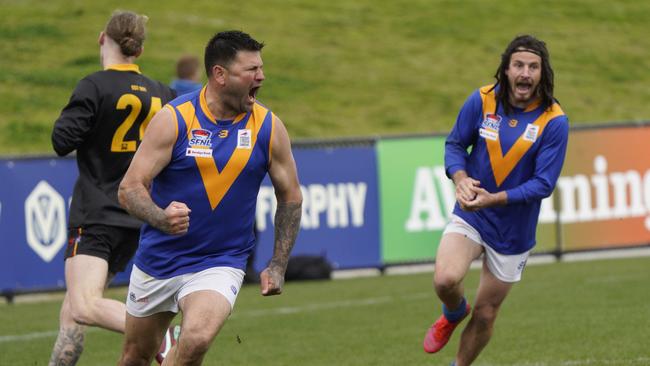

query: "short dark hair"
xmin=489 ymin=34 xmax=555 ymax=116
xmin=176 ymin=55 xmax=200 ymax=79
xmin=204 ymin=30 xmax=265 ymax=77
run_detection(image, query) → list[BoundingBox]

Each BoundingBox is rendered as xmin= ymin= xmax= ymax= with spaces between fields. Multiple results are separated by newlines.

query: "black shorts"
xmin=64 ymin=224 xmax=140 ymax=274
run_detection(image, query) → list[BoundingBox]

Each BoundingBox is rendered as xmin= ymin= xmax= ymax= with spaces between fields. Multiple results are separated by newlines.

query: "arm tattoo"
xmin=269 ymin=202 xmax=302 ymax=272
xmin=48 ymin=325 xmax=85 ymax=366
xmin=121 ymin=185 xmax=168 ymax=232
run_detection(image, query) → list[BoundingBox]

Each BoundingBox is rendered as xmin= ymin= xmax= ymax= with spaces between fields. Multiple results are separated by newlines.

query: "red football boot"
xmin=423 ymin=303 xmax=470 ymax=353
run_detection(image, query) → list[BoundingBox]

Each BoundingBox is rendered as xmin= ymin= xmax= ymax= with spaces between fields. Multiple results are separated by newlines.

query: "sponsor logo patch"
xmin=517 ymin=259 xmax=528 ymax=271
xmin=187 ymin=129 xmax=214 ymax=157
xmin=186 ymin=147 xmax=213 ymax=158
xmin=479 ymin=128 xmax=499 ymax=141
xmin=480 ymin=113 xmax=501 ymax=141
xmin=237 ymin=129 xmax=252 ymax=149
xmin=130 ymin=85 xmax=147 ymax=92
xmin=24 ymin=181 xmax=67 ymax=262
xmin=481 ymin=113 xmax=502 ymax=131
xmin=189 ymin=129 xmax=213 ymax=147
xmin=523 ymin=124 xmax=539 ymax=142
xmin=129 ymin=292 xmax=149 ymax=303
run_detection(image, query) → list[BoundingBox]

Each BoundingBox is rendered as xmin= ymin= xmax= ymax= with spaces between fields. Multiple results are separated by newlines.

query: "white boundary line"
xmin=560 ymin=246 xmax=650 ymax=262
xmin=0 ymin=330 xmax=59 ymax=343
xmin=0 ymin=328 xmax=98 ymax=344
xmin=1 ymin=247 xmax=648 ymax=343
xmin=0 ymin=294 xmax=410 ymax=343
xmin=331 ymin=267 xmax=382 ymax=279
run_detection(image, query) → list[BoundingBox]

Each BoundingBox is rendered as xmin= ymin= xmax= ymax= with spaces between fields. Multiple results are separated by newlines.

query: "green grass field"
xmin=1 ymin=256 xmax=648 ymax=365
xmin=2 ymin=0 xmax=650 ymax=154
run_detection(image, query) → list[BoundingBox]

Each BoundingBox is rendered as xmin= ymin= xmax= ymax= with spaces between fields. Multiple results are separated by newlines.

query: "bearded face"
xmin=505 ymin=50 xmax=542 ymax=108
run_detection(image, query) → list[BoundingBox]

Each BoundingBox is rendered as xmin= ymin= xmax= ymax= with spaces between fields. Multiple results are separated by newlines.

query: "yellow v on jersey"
xmin=445 ymin=84 xmax=569 ymax=254
xmin=136 ymin=87 xmax=275 ymax=278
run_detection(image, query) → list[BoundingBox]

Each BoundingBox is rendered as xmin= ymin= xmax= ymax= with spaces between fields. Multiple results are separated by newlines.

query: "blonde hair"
xmin=105 ymin=10 xmax=148 ymax=57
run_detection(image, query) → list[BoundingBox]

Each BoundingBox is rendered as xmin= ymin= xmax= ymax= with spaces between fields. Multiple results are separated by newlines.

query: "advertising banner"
xmin=254 ymin=146 xmax=381 ymax=270
xmin=539 ymin=126 xmax=650 ymax=250
xmin=0 ymin=158 xmax=131 ymax=294
xmin=377 ymin=136 xmax=453 ymax=264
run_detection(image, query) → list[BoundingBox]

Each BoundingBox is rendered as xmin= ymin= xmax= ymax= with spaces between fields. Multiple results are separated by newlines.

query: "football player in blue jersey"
xmin=117 ymin=30 xmax=302 ymax=365
xmin=423 ymin=35 xmax=569 ymax=366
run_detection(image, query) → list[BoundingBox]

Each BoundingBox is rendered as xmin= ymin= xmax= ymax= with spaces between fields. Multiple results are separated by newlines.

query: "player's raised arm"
xmin=118 ymin=106 xmax=191 ymax=235
xmin=260 ymin=116 xmax=302 ymax=296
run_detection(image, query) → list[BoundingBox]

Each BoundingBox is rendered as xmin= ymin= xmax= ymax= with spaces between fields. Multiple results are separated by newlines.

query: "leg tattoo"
xmin=48 ymin=325 xmax=85 ymax=366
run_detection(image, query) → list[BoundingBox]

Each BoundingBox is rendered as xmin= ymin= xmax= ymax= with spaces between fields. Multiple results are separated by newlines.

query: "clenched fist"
xmin=159 ymin=201 xmax=191 ymax=235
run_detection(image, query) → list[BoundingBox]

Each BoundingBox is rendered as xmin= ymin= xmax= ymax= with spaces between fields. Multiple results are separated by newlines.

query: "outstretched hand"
xmin=260 ymin=266 xmax=285 ymax=296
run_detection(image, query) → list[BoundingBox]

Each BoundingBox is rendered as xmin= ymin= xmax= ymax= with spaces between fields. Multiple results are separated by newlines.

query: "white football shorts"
xmin=126 ymin=264 xmax=245 ymax=317
xmin=443 ymin=214 xmax=530 ymax=283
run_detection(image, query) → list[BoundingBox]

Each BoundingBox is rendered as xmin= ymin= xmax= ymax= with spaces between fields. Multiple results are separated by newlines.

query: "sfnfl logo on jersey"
xmin=24 ymin=181 xmax=67 ymax=262
xmin=187 ymin=129 xmax=214 ymax=157
xmin=481 ymin=113 xmax=502 ymax=131
xmin=189 ymin=129 xmax=213 ymax=147
xmin=479 ymin=113 xmax=501 ymax=141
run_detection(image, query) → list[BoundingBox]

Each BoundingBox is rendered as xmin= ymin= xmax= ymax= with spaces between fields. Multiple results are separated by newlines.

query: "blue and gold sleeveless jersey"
xmin=135 ymin=87 xmax=275 ymax=278
xmin=445 ymin=85 xmax=569 ymax=254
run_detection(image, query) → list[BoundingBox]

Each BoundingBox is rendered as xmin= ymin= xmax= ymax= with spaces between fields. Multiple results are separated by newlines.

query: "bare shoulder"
xmin=270 ymin=115 xmax=294 ymax=156
xmin=125 ymin=106 xmax=177 ymax=181
xmin=138 ymin=105 xmax=178 ymax=150
xmin=272 ymin=115 xmax=290 ymax=141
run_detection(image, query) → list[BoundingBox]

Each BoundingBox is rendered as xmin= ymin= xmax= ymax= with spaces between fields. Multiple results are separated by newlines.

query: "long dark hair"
xmin=489 ymin=35 xmax=554 ymax=116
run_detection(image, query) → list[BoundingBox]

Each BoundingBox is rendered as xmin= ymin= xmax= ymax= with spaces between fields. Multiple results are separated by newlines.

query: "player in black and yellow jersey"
xmin=49 ymin=10 xmax=175 ymax=366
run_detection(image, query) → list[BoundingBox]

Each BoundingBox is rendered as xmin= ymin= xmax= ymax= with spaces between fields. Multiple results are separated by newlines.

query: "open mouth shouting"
xmin=248 ymin=86 xmax=260 ymax=104
xmin=515 ymin=80 xmax=533 ymax=96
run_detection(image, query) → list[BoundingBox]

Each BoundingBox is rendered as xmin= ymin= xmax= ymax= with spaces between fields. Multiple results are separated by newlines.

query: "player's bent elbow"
xmin=117 ymin=179 xmax=133 ymax=210
xmin=291 ymin=184 xmax=303 ymax=202
xmin=51 ymin=138 xmax=73 ymax=157
xmin=288 ymin=193 xmax=303 ymax=207
xmin=539 ymin=185 xmax=555 ymax=200
xmin=276 ymin=186 xmax=303 ymax=206
xmin=52 ymin=145 xmax=69 ymax=157
xmin=533 ymin=178 xmax=555 ymax=201
xmin=291 ymin=190 xmax=303 ymax=205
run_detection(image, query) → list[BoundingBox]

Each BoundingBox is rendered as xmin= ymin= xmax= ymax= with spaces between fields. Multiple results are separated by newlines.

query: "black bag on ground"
xmin=285 ymin=255 xmax=332 ymax=281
